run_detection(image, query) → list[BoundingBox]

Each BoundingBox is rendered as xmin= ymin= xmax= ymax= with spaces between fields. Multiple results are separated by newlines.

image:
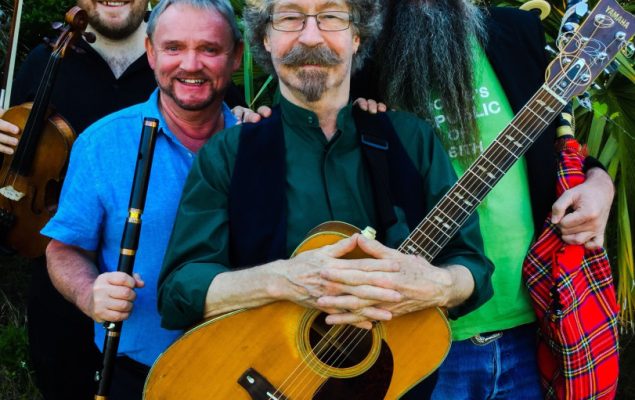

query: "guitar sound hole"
xmin=309 ymin=313 xmax=373 ymax=369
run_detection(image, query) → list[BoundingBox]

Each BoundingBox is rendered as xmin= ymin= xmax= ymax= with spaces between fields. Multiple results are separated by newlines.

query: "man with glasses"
xmin=158 ymin=0 xmax=493 ymax=389
xmin=41 ymin=0 xmax=243 ymax=398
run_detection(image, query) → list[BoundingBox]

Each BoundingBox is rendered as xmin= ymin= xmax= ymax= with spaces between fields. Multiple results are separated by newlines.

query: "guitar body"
xmin=144 ymin=222 xmax=451 ymax=399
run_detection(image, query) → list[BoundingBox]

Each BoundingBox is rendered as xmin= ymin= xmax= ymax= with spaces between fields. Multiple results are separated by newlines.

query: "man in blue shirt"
xmin=40 ymin=0 xmax=242 ymax=398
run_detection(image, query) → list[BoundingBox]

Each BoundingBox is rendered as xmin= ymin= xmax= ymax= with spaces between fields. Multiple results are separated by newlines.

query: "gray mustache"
xmin=280 ymin=45 xmax=341 ymax=67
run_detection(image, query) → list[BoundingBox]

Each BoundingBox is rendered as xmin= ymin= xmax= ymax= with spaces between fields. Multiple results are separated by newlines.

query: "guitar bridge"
xmin=0 ymin=185 xmax=25 ymax=201
xmin=238 ymin=368 xmax=288 ymax=400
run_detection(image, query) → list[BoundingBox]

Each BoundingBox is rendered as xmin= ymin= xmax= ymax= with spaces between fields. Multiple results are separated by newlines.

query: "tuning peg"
xmin=51 ymin=21 xmax=64 ymax=30
xmin=621 ymin=42 xmax=635 ymax=59
xmin=603 ymin=61 xmax=619 ymax=77
xmin=562 ymin=22 xmax=579 ymax=33
xmin=544 ymin=45 xmax=559 ymax=58
xmin=573 ymin=2 xmax=589 ymax=18
xmin=576 ymin=92 xmax=592 ymax=110
xmin=83 ymin=32 xmax=96 ymax=43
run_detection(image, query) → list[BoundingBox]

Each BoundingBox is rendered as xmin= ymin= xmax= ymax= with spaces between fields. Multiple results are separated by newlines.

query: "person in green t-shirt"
xmin=351 ymin=0 xmax=616 ymax=398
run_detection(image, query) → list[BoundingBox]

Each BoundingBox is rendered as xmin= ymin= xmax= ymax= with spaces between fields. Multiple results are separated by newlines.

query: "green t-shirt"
xmin=433 ymin=43 xmax=536 ymax=340
xmin=158 ymin=97 xmax=494 ymax=330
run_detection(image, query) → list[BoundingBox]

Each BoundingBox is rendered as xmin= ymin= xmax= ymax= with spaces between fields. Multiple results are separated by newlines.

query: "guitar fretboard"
xmin=398 ymin=85 xmax=567 ymax=260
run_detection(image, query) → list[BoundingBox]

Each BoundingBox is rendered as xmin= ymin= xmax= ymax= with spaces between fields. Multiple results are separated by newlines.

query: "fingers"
xmin=318 ymin=286 xmax=401 ymax=308
xmin=91 ymin=272 xmax=141 ymax=322
xmin=256 ymin=105 xmax=272 ymax=118
xmin=352 ymin=98 xmax=386 ymax=114
xmin=0 ymin=119 xmax=20 ymax=155
xmin=231 ymin=105 xmax=273 ymax=124
xmin=321 ymin=235 xmax=360 ymax=258
xmin=560 ymin=232 xmax=604 ymax=250
xmin=584 ymin=235 xmax=604 ymax=250
xmin=353 ymin=97 xmax=370 ymax=111
xmin=231 ymin=106 xmax=245 ymax=124
xmin=321 ymin=269 xmax=397 ymax=291
xmin=324 ymin=307 xmax=392 ymax=326
xmin=241 ymin=109 xmax=262 ymax=124
xmin=551 ymin=182 xmax=611 ymax=249
xmin=355 ymin=234 xmax=401 ymax=260
xmin=231 ymin=106 xmax=261 ymax=124
xmin=557 ymin=210 xmax=594 ymax=234
xmin=105 ymin=271 xmax=138 ymax=289
xmin=133 ymin=272 xmax=145 ymax=288
xmin=551 ymin=190 xmax=574 ymax=224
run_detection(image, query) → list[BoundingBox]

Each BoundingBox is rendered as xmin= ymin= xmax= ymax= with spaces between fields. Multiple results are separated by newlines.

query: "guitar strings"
xmin=274 ymin=321 xmax=361 ymax=398
xmin=294 ymin=324 xmax=372 ymax=398
xmin=278 ymin=323 xmax=371 ymax=399
xmin=272 ymin=321 xmax=347 ymax=397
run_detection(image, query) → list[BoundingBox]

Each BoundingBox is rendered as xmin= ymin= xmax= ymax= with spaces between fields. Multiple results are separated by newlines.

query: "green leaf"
xmin=598 ymin=134 xmax=618 ymax=166
xmin=585 ymin=109 xmax=607 ymax=156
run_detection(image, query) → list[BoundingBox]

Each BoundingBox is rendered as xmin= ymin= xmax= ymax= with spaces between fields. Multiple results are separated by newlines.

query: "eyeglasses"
xmin=270 ymin=11 xmax=352 ymax=32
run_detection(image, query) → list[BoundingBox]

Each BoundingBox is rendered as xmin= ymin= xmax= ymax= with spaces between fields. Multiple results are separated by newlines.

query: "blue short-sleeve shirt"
xmin=41 ymin=89 xmax=238 ymax=366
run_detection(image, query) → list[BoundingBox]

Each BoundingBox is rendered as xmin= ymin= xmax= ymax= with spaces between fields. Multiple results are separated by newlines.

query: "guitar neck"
xmin=398 ymin=85 xmax=567 ymax=259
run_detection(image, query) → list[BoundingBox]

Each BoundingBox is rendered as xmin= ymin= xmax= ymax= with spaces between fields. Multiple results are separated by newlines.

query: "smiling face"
xmin=145 ymin=3 xmax=242 ymax=112
xmin=77 ymin=0 xmax=148 ymax=39
xmin=264 ymin=0 xmax=359 ymax=104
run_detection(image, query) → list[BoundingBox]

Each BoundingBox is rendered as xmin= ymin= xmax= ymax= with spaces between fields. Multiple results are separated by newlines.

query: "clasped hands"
xmin=282 ymin=234 xmax=462 ymax=330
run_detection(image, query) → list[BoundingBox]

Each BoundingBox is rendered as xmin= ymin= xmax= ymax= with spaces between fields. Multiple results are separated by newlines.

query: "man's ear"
xmin=353 ymin=35 xmax=360 ymax=55
xmin=145 ymin=37 xmax=156 ymax=69
xmin=264 ymin=33 xmax=271 ymax=53
xmin=232 ymin=41 xmax=245 ymax=71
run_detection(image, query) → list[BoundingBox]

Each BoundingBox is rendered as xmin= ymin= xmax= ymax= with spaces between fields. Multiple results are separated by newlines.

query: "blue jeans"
xmin=430 ymin=323 xmax=543 ymax=400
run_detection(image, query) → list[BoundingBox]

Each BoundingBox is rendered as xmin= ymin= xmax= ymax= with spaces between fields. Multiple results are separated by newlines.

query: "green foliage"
xmin=0 ymin=256 xmax=40 ymax=400
xmin=19 ymin=0 xmax=75 ymax=52
xmin=0 ymin=0 xmax=75 ymax=85
xmin=231 ymin=0 xmax=278 ymax=108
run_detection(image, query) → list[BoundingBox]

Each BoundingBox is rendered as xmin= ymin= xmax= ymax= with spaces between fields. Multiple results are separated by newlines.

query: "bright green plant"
xmin=231 ymin=0 xmax=277 ymax=109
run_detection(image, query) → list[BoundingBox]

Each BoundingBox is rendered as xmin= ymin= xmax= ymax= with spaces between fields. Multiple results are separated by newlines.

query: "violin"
xmin=0 ymin=7 xmax=90 ymax=258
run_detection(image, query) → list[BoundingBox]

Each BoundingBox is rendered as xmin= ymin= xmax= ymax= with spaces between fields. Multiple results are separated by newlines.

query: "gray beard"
xmin=296 ymin=70 xmax=328 ymax=102
xmin=377 ymin=0 xmax=486 ymax=153
xmin=278 ymin=45 xmax=342 ymax=103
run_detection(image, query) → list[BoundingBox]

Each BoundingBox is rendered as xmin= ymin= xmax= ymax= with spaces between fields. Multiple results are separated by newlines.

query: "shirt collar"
xmin=141 ymin=88 xmax=238 ymax=146
xmin=279 ymin=94 xmax=358 ymax=149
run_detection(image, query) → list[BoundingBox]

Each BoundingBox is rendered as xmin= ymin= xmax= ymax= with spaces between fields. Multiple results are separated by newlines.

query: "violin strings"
xmin=7 ymin=39 xmax=67 ymax=188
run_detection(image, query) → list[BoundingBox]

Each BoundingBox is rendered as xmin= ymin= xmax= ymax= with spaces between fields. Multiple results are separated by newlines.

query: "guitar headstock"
xmin=546 ymin=0 xmax=635 ymax=99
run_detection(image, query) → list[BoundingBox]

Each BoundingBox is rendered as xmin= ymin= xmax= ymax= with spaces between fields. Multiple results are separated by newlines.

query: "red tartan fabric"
xmin=522 ymin=137 xmax=619 ymax=400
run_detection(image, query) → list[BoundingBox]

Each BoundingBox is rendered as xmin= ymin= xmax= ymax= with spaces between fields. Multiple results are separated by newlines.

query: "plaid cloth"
xmin=522 ymin=137 xmax=620 ymax=399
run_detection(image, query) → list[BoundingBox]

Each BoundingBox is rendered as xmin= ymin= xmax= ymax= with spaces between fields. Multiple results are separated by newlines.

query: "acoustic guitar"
xmin=144 ymin=1 xmax=633 ymax=398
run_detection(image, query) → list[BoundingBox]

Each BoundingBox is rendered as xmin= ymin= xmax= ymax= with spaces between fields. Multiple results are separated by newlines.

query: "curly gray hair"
xmin=147 ymin=0 xmax=242 ymax=44
xmin=243 ymin=0 xmax=383 ymax=74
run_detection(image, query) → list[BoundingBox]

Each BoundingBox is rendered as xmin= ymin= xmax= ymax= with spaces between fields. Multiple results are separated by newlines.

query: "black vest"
xmin=227 ymin=106 xmax=428 ymax=268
